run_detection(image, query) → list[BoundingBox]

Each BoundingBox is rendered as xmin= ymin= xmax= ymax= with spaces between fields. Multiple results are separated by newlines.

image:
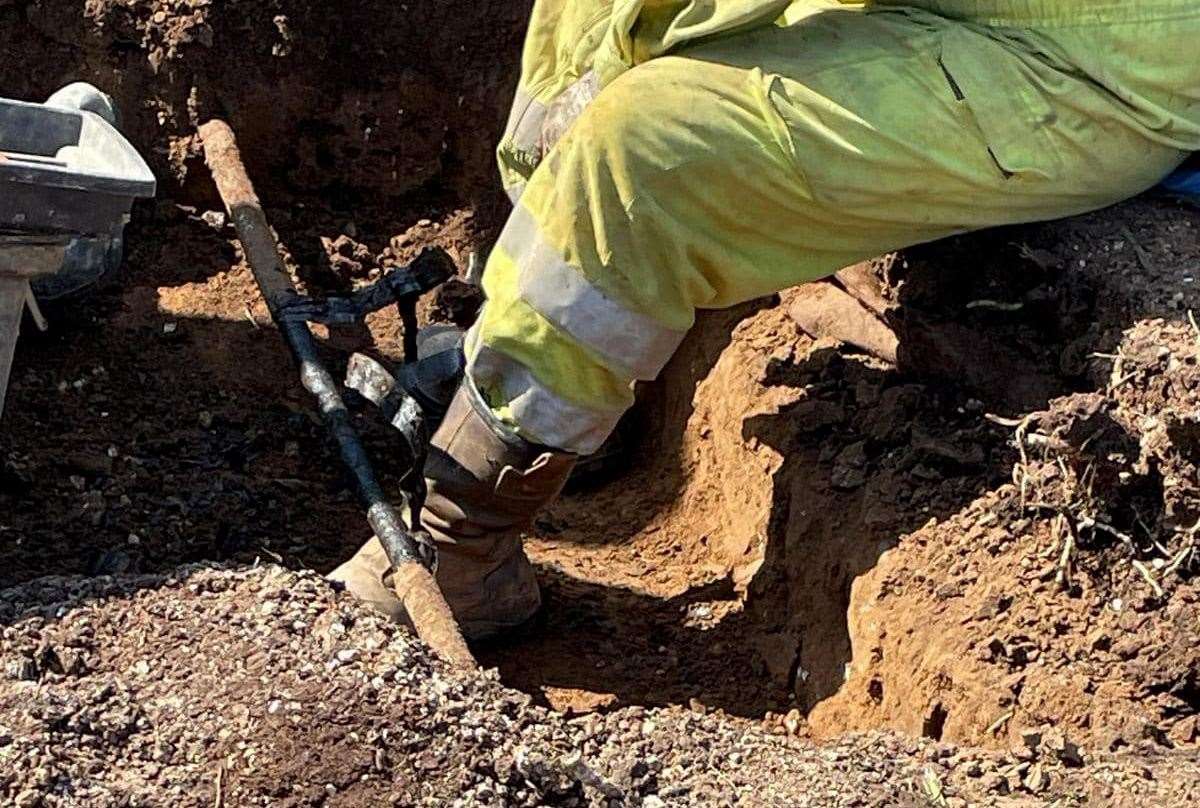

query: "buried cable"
xmin=198 ymin=118 xmax=476 ymax=668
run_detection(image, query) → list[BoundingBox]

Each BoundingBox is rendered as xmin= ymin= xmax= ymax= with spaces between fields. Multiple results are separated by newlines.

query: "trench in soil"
xmin=0 ymin=186 xmax=1053 ymax=728
xmin=4 ymin=0 xmax=1200 ymax=751
xmin=477 ymin=287 xmax=1033 ymax=723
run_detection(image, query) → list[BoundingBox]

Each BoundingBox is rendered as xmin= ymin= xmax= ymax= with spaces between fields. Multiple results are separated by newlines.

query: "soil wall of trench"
xmin=605 ymin=206 xmax=1200 ymax=752
xmin=0 ymin=0 xmax=531 ymax=208
xmin=3 ymin=0 xmax=1200 ymax=760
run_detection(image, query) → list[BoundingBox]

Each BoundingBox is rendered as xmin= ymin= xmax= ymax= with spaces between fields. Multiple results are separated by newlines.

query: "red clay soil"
xmin=3 ymin=1 xmax=1200 ymax=804
xmin=484 ymin=198 xmax=1200 ymax=760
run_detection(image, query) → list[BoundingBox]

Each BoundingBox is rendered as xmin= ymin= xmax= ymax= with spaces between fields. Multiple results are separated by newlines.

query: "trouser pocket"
xmin=936 ymin=26 xmax=1063 ymax=182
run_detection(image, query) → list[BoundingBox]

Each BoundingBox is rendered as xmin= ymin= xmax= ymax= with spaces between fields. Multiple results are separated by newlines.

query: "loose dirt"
xmin=8 ymin=565 xmax=1199 ymax=806
xmin=3 ymin=1 xmax=1200 ymax=805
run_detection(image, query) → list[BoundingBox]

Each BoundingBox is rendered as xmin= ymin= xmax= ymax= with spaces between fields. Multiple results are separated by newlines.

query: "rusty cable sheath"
xmin=198 ymin=119 xmax=476 ymax=668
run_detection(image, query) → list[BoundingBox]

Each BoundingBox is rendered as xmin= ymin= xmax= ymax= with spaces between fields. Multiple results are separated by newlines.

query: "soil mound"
xmin=813 ymin=317 xmax=1200 ymax=750
xmin=4 ymin=565 xmax=1199 ymax=806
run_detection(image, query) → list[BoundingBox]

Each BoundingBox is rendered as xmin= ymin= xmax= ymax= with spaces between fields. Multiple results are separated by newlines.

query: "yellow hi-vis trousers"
xmin=468 ymin=0 xmax=1200 ymax=454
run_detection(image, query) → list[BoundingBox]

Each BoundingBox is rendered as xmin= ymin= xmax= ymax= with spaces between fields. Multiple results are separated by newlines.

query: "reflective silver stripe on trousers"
xmin=505 ymin=182 xmax=526 ymax=204
xmin=539 ymin=71 xmax=599 ymax=154
xmin=504 ymin=89 xmax=548 ymax=157
xmin=464 ymin=321 xmax=623 ymax=456
xmin=502 ymin=72 xmax=601 ymax=205
xmin=497 ymin=204 xmax=687 ymax=381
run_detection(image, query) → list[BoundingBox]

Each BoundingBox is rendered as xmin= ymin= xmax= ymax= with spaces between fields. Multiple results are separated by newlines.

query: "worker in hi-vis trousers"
xmin=332 ymin=0 xmax=1200 ymax=639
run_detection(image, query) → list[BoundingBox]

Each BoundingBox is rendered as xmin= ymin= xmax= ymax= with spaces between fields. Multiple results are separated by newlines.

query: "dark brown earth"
xmin=3 ymin=0 xmax=532 ymax=204
xmin=3 ymin=1 xmax=1200 ymax=805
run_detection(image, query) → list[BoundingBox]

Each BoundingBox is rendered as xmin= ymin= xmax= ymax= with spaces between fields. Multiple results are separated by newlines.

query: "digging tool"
xmin=198 ymin=119 xmax=476 ymax=668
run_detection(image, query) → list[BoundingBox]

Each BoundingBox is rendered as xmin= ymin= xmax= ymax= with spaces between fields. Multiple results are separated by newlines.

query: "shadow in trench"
xmin=480 ymin=210 xmax=1149 ymax=716
xmin=479 ymin=343 xmax=1022 ymax=717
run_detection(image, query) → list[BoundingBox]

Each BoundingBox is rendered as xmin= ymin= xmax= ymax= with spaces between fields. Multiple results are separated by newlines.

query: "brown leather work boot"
xmin=329 ymin=380 xmax=575 ymax=640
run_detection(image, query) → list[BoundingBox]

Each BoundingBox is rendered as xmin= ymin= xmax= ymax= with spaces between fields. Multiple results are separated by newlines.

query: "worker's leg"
xmin=337 ymin=5 xmax=1197 ymax=636
xmin=472 ymin=6 xmax=1192 ymax=455
xmin=496 ymin=0 xmax=860 ymax=199
xmin=496 ymin=0 xmax=615 ymax=199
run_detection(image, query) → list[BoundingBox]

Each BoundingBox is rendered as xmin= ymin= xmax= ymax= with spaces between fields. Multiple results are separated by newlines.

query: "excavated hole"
xmin=473 ymin=298 xmax=1025 ymax=721
xmin=473 ymin=268 xmax=1038 ymax=718
xmin=470 ymin=221 xmax=1179 ymax=736
xmin=5 ymin=1 xmax=1200 ymax=756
